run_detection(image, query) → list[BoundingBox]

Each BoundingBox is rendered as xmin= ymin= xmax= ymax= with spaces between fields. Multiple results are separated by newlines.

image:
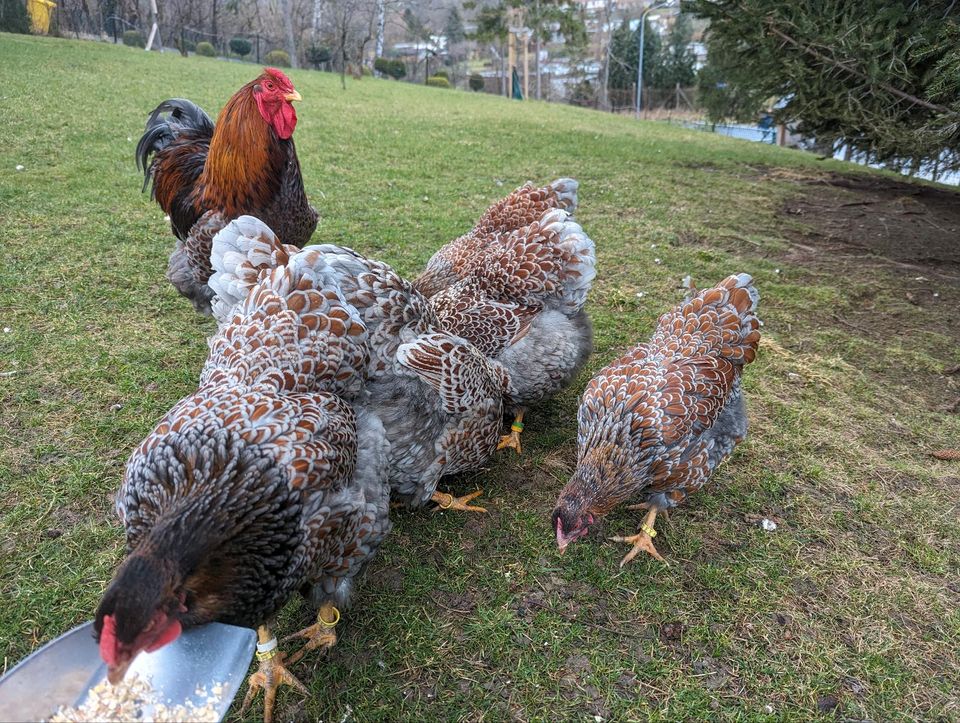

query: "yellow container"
xmin=27 ymin=0 xmax=56 ymax=34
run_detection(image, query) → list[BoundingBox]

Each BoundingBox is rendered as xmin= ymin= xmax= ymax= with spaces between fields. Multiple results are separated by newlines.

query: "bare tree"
xmin=280 ymin=0 xmax=299 ymax=66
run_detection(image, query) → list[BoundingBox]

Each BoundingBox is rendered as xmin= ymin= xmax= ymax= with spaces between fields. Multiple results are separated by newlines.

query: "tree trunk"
xmin=534 ymin=0 xmax=541 ymax=100
xmin=374 ymin=0 xmax=385 ymax=59
xmin=210 ymin=0 xmax=218 ymax=49
xmin=341 ymin=24 xmax=347 ymax=89
xmin=312 ymin=0 xmax=322 ymax=41
xmin=280 ymin=0 xmax=298 ymax=68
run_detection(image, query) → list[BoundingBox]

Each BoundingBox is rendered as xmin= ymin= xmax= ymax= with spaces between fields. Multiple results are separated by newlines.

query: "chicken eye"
xmin=265 ymin=81 xmax=275 ymax=90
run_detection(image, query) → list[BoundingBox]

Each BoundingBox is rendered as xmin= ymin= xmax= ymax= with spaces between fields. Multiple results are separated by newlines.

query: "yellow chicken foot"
xmin=241 ymin=625 xmax=308 ymax=723
xmin=430 ymin=489 xmax=487 ymax=513
xmin=610 ymin=507 xmax=668 ymax=567
xmin=282 ymin=603 xmax=340 ymax=666
xmin=497 ymin=410 xmax=525 ymax=454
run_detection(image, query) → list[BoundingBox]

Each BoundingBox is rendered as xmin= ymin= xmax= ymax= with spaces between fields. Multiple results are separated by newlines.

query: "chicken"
xmin=209 ymin=216 xmax=510 ymax=513
xmin=551 ymin=273 xmax=761 ymax=566
xmin=136 ymin=68 xmax=317 ymax=314
xmin=419 ymin=180 xmax=595 ymax=454
xmin=93 ymin=245 xmax=389 ymax=722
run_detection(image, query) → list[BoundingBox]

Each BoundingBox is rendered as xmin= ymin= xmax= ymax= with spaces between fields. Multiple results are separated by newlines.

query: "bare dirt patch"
xmin=780 ymin=172 xmax=960 ymax=274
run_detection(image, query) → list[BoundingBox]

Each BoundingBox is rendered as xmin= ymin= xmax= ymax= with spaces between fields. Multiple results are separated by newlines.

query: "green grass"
xmin=2 ymin=34 xmax=959 ymax=721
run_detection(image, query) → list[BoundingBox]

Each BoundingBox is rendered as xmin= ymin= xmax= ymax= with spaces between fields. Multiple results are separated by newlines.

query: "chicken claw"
xmin=283 ymin=603 xmax=340 ymax=666
xmin=610 ymin=507 xmax=668 ymax=567
xmin=241 ymin=625 xmax=307 ymax=723
xmin=431 ymin=489 xmax=487 ymax=513
xmin=497 ymin=411 xmax=525 ymax=455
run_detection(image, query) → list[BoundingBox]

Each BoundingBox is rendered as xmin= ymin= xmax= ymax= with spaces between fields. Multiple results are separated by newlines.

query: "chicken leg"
xmin=241 ymin=625 xmax=308 ymax=723
xmin=497 ymin=409 xmax=525 ymax=454
xmin=431 ymin=489 xmax=487 ymax=513
xmin=283 ymin=602 xmax=340 ymax=666
xmin=610 ymin=507 xmax=668 ymax=567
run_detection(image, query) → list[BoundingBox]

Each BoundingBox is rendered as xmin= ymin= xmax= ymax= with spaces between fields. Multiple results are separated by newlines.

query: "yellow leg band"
xmin=640 ymin=523 xmax=657 ymax=538
xmin=511 ymin=422 xmax=524 ymax=432
xmin=319 ymin=606 xmax=340 ymax=627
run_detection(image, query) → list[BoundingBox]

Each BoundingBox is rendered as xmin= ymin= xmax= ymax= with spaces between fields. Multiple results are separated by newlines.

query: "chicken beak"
xmin=284 ymin=90 xmax=303 ymax=102
xmin=106 ymin=658 xmax=133 ymax=685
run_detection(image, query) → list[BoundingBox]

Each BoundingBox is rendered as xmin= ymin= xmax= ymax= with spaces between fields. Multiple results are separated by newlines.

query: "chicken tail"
xmin=479 ymin=207 xmax=596 ymax=317
xmin=136 ymin=98 xmax=214 ymax=191
xmin=205 ymin=238 xmax=369 ymax=396
xmin=549 ymin=177 xmax=579 ymax=215
xmin=657 ymin=273 xmax=761 ymax=366
xmin=208 ymin=215 xmax=300 ymax=324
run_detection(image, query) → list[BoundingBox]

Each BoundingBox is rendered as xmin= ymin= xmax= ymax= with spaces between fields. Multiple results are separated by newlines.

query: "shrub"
xmin=122 ymin=29 xmax=145 ymax=48
xmin=264 ymin=49 xmax=290 ymax=67
xmin=426 ymin=75 xmax=451 ymax=89
xmin=306 ymin=44 xmax=331 ymax=69
xmin=0 ymin=0 xmax=30 ymax=34
xmin=432 ymin=69 xmax=449 ymax=80
xmin=468 ymin=73 xmax=484 ymax=92
xmin=195 ymin=41 xmax=216 ymax=57
xmin=375 ymin=57 xmax=407 ymax=80
xmin=361 ymin=65 xmax=372 ymax=76
xmin=229 ymin=36 xmax=251 ymax=58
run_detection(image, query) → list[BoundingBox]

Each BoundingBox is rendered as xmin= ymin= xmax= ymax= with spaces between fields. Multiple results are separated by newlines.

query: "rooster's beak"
xmin=285 ymin=90 xmax=303 ymax=102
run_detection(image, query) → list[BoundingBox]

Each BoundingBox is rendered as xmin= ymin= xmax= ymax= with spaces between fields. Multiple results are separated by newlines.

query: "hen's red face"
xmin=253 ymin=68 xmax=302 ymax=140
xmin=554 ymin=512 xmax=594 ymax=554
xmin=98 ymin=608 xmax=184 ymax=683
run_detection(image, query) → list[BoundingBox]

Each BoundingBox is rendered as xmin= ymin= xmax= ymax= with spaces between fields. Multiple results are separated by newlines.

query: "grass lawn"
xmin=1 ymin=33 xmax=959 ymax=721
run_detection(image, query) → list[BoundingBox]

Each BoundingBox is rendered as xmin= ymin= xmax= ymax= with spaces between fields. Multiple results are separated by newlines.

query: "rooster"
xmin=136 ymin=68 xmax=318 ymax=314
xmin=93 ymin=246 xmax=389 ymax=722
xmin=551 ymin=274 xmax=761 ymax=566
xmin=419 ymin=179 xmax=595 ymax=454
xmin=210 ymin=216 xmax=510 ymax=515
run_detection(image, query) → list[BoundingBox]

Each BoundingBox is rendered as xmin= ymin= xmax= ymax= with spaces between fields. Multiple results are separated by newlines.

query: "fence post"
xmin=255 ymin=34 xmax=260 ymax=63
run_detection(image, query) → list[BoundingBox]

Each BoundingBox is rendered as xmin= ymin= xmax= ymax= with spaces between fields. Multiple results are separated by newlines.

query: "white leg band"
xmin=256 ymin=637 xmax=279 ymax=655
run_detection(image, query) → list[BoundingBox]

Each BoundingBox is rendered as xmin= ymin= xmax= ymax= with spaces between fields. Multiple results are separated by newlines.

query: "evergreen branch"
xmin=763 ymin=18 xmax=957 ymax=116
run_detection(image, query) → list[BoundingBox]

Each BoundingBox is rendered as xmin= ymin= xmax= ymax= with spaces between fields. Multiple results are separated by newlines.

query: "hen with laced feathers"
xmin=96 ymin=244 xmax=390 ymax=706
xmin=552 ymin=274 xmax=761 ymax=563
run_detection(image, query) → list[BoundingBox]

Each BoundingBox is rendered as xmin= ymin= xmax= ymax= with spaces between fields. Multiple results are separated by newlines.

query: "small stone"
xmin=761 ymin=518 xmax=777 ymax=532
xmin=635 ymin=292 xmax=646 ymax=298
xmin=110 ymin=403 xmax=123 ymax=412
xmin=774 ymin=268 xmax=781 ymax=274
xmin=650 ymin=243 xmax=658 ymax=249
xmin=654 ymin=258 xmax=662 ymax=265
xmin=127 ymin=136 xmax=133 ymax=142
xmin=763 ymin=704 xmax=774 ymax=714
xmin=2 ymin=327 xmax=10 ymax=333
xmin=15 ymin=164 xmax=24 ymax=171
xmin=423 ymin=196 xmax=429 ymax=202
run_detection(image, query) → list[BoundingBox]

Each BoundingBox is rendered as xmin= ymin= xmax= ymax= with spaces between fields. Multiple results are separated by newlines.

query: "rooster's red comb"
xmin=263 ymin=67 xmax=294 ymax=89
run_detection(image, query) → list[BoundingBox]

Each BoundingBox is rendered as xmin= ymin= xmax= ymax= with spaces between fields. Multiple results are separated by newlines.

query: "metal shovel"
xmin=0 ymin=621 xmax=255 ymax=721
